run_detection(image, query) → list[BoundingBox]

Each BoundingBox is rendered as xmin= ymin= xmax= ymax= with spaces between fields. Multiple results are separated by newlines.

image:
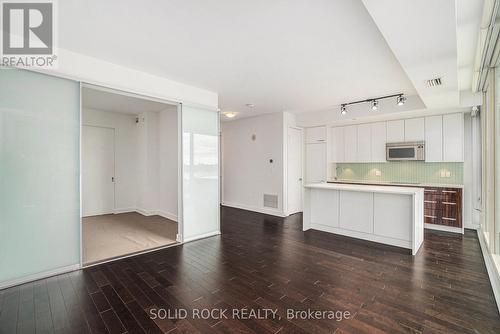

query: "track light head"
xmin=371 ymin=100 xmax=379 ymax=111
xmin=340 ymin=104 xmax=347 ymax=115
xmin=397 ymin=95 xmax=407 ymax=106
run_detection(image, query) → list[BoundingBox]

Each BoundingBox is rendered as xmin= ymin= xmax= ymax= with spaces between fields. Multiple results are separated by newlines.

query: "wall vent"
xmin=263 ymin=194 xmax=279 ymax=209
xmin=425 ymin=77 xmax=442 ymax=87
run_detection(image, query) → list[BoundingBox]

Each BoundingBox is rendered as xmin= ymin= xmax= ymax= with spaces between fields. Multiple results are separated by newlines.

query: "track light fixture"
xmin=339 ymin=93 xmax=406 ymax=115
xmin=397 ymin=94 xmax=407 ymax=106
xmin=340 ymin=104 xmax=347 ymax=115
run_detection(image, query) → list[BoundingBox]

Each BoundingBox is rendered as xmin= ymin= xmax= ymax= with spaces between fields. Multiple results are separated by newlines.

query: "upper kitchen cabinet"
xmin=425 ymin=115 xmax=443 ymax=162
xmin=443 ymin=113 xmax=464 ymax=162
xmin=371 ymin=122 xmax=387 ymax=162
xmin=404 ymin=118 xmax=425 ymax=142
xmin=357 ymin=123 xmax=372 ymax=162
xmin=386 ymin=120 xmax=405 ymax=143
xmin=305 ymin=126 xmax=326 ymax=144
xmin=329 ymin=126 xmax=345 ymax=163
xmin=305 ymin=143 xmax=327 ymax=183
xmin=344 ymin=125 xmax=358 ymax=162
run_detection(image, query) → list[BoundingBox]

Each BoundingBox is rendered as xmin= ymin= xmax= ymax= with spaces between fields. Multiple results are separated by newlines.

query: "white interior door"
xmin=82 ymin=126 xmax=115 ymax=216
xmin=287 ymin=127 xmax=303 ymax=214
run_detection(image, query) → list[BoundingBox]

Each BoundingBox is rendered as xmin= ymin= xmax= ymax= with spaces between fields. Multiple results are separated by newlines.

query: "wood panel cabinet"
xmin=424 ymin=187 xmax=462 ymax=228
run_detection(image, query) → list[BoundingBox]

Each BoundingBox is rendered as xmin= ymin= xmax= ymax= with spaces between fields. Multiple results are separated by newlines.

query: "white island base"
xmin=303 ymin=183 xmax=424 ymax=255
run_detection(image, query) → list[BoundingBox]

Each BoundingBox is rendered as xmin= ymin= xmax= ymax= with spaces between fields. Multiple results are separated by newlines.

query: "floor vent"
xmin=263 ymin=194 xmax=278 ymax=209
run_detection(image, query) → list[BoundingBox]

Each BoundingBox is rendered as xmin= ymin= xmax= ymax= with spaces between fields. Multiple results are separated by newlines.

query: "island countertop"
xmin=303 ymin=182 xmax=424 ymax=255
xmin=305 ymin=182 xmax=424 ymax=195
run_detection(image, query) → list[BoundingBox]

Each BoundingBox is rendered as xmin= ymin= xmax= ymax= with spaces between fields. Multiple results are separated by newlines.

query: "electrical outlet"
xmin=375 ymin=170 xmax=381 ymax=176
xmin=446 ymin=171 xmax=451 ymax=178
xmin=440 ymin=170 xmax=447 ymax=178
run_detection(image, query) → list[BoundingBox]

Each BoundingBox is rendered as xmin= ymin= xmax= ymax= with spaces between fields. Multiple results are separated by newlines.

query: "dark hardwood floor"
xmin=1 ymin=206 xmax=499 ymax=334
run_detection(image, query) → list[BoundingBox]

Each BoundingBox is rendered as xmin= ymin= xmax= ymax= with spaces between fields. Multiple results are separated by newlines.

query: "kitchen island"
xmin=303 ymin=183 xmax=424 ymax=255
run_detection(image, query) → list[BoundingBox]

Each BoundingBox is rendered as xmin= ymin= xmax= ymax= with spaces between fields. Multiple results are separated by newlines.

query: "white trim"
xmin=477 ymin=229 xmax=500 ymax=313
xmin=221 ymin=202 xmax=288 ymax=217
xmin=310 ymin=224 xmax=413 ymax=253
xmin=0 ymin=264 xmax=81 ymax=290
xmin=134 ymin=208 xmax=178 ymax=222
xmin=183 ymin=231 xmax=221 ymax=243
xmin=424 ymin=223 xmax=464 ymax=234
xmin=83 ymin=242 xmax=180 ymax=269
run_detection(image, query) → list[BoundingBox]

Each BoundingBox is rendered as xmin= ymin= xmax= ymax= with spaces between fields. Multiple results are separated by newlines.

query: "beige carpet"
xmin=83 ymin=212 xmax=177 ymax=265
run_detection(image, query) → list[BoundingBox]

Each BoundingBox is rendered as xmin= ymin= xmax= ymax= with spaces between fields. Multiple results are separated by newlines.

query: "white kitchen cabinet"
xmin=339 ymin=191 xmax=374 ymax=234
xmin=310 ymin=189 xmax=339 ymax=227
xmin=329 ymin=126 xmax=344 ymax=163
xmin=404 ymin=118 xmax=425 ymax=142
xmin=373 ymin=193 xmax=412 ymax=241
xmin=443 ymin=113 xmax=464 ymax=161
xmin=386 ymin=120 xmax=405 ymax=143
xmin=371 ymin=122 xmax=387 ymax=162
xmin=305 ymin=143 xmax=326 ymax=183
xmin=425 ymin=115 xmax=443 ymax=162
xmin=305 ymin=126 xmax=326 ymax=144
xmin=357 ymin=123 xmax=372 ymax=162
xmin=343 ymin=125 xmax=358 ymax=162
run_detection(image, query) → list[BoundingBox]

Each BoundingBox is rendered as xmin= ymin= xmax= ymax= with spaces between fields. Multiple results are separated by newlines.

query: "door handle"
xmin=298 ymin=178 xmax=302 ymax=181
xmin=112 ymin=177 xmax=115 ymax=182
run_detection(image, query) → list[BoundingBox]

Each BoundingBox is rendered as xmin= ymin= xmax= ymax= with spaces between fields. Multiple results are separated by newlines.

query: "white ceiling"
xmin=82 ymin=87 xmax=173 ymax=115
xmin=61 ymin=0 xmax=483 ymax=120
xmin=60 ymin=0 xmax=418 ymax=118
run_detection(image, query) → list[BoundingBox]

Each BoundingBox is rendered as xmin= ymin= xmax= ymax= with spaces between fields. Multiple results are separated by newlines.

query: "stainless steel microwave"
xmin=386 ymin=142 xmax=425 ymax=161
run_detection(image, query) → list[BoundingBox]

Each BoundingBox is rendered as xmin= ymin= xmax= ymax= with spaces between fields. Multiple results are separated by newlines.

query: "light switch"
xmin=446 ymin=171 xmax=451 ymax=177
xmin=440 ymin=170 xmax=447 ymax=178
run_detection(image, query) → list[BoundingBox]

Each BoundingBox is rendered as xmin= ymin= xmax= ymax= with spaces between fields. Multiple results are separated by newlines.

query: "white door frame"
xmin=285 ymin=126 xmax=304 ymax=216
xmin=79 ymin=82 xmax=183 ymax=268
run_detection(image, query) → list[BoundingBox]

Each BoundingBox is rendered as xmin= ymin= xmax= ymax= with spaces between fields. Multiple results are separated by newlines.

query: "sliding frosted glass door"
xmin=182 ymin=105 xmax=219 ymax=241
xmin=0 ymin=69 xmax=80 ymax=285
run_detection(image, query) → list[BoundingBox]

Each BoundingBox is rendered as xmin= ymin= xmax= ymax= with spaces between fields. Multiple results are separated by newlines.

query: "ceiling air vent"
xmin=425 ymin=77 xmax=442 ymax=87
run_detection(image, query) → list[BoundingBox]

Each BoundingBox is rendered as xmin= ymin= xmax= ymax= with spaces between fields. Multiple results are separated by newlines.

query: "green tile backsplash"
xmin=334 ymin=161 xmax=463 ymax=185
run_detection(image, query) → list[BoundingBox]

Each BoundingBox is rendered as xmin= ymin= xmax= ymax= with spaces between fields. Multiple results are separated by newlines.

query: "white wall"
xmin=463 ymin=113 xmax=476 ymax=229
xmin=222 ymin=112 xmax=285 ymax=216
xmin=82 ymin=108 xmax=138 ymax=211
xmin=83 ymin=107 xmax=178 ymax=221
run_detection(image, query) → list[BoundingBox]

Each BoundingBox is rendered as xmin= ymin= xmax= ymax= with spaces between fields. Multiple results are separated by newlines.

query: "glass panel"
xmin=182 ymin=105 xmax=219 ymax=240
xmin=0 ymin=69 xmax=80 ymax=284
xmin=389 ymin=147 xmax=415 ymax=159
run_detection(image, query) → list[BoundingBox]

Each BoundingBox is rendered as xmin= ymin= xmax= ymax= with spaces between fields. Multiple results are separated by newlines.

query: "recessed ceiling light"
xmin=245 ymin=103 xmax=255 ymax=108
xmin=371 ymin=100 xmax=379 ymax=111
xmin=223 ymin=112 xmax=237 ymax=118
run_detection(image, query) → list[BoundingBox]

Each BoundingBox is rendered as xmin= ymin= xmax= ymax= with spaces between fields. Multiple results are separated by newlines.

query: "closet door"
xmin=0 ymin=69 xmax=80 ymax=285
xmin=182 ymin=106 xmax=220 ymax=241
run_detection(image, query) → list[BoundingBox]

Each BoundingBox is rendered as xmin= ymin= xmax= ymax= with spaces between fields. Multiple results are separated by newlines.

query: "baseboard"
xmin=115 ymin=208 xmax=178 ymax=222
xmin=183 ymin=231 xmax=221 ymax=243
xmin=0 ymin=264 xmax=80 ymax=290
xmin=113 ymin=207 xmax=136 ymax=214
xmin=424 ymin=223 xmax=463 ymax=234
xmin=221 ymin=202 xmax=287 ymax=217
xmin=477 ymin=229 xmax=500 ymax=314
